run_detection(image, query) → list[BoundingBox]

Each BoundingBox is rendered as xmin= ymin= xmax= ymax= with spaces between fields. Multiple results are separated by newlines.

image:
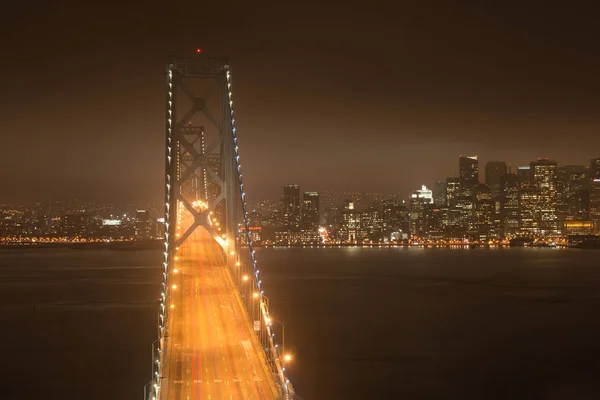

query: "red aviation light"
xmin=196 ymin=48 xmax=202 ymax=54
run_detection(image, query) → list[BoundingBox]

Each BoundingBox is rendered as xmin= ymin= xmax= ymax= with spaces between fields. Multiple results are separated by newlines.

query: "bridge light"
xmin=173 ymin=269 xmax=179 ymax=273
xmin=174 ymin=256 xmax=179 ymax=261
xmin=235 ymin=261 xmax=240 ymax=266
xmin=172 ymin=284 xmax=177 ymax=289
xmin=169 ymin=304 xmax=175 ymax=309
xmin=284 ymin=354 xmax=292 ymax=362
xmin=243 ymin=275 xmax=249 ymax=281
xmin=230 ymin=251 xmax=235 ymax=256
xmin=253 ymin=292 xmax=259 ymax=299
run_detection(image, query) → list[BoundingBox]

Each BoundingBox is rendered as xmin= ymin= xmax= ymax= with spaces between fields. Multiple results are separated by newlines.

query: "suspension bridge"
xmin=145 ymin=54 xmax=294 ymax=399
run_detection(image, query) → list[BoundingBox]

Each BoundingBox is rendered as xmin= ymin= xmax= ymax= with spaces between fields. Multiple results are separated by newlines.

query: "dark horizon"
xmin=2 ymin=2 xmax=599 ymax=203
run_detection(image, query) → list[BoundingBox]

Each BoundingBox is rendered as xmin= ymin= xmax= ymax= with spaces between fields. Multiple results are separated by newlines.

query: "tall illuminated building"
xmin=445 ymin=177 xmax=460 ymax=208
xmin=282 ymin=184 xmax=300 ymax=230
xmin=531 ymin=158 xmax=559 ymax=236
xmin=557 ymin=165 xmax=589 ymax=222
xmin=301 ymin=191 xmax=320 ymax=230
xmin=459 ymin=156 xmax=479 ymax=196
xmin=485 ymin=161 xmax=508 ymax=199
xmin=517 ymin=166 xmax=532 ymax=188
xmin=382 ymin=199 xmax=409 ymax=240
xmin=423 ymin=204 xmax=444 ymax=240
xmin=500 ymin=173 xmax=519 ymax=237
xmin=340 ymin=200 xmax=361 ymax=243
xmin=361 ymin=206 xmax=383 ymax=242
xmin=409 ymin=185 xmax=433 ymax=237
xmin=455 ymin=195 xmax=475 ymax=236
xmin=474 ymin=184 xmax=494 ymax=240
xmin=433 ymin=180 xmax=447 ymax=206
xmin=519 ymin=186 xmax=539 ymax=236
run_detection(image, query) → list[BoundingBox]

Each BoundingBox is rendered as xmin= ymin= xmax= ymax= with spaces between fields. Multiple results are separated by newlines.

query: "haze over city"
xmin=3 ymin=2 xmax=600 ymax=400
xmin=2 ymin=2 xmax=600 ymax=203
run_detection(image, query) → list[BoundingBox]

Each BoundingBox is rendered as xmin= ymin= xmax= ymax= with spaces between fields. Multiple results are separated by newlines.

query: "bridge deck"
xmin=162 ymin=225 xmax=278 ymax=400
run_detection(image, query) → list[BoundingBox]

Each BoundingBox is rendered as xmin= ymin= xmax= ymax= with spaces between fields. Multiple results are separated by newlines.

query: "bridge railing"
xmin=225 ymin=64 xmax=295 ymax=397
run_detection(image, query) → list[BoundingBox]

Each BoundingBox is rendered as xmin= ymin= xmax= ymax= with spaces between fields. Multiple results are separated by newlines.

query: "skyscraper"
xmin=557 ymin=165 xmax=589 ymax=221
xmin=340 ymin=200 xmax=361 ymax=243
xmin=361 ymin=207 xmax=383 ymax=242
xmin=459 ymin=155 xmax=479 ymax=196
xmin=531 ymin=158 xmax=559 ymax=235
xmin=410 ymin=185 xmax=433 ymax=237
xmin=301 ymin=191 xmax=320 ymax=230
xmin=423 ymin=203 xmax=444 ymax=239
xmin=433 ymin=180 xmax=447 ymax=206
xmin=500 ymin=173 xmax=519 ymax=237
xmin=485 ymin=161 xmax=508 ymax=199
xmin=445 ymin=177 xmax=460 ymax=208
xmin=282 ymin=184 xmax=300 ymax=230
xmin=517 ymin=166 xmax=532 ymax=188
xmin=474 ymin=184 xmax=494 ymax=241
xmin=519 ymin=186 xmax=539 ymax=236
xmin=382 ymin=199 xmax=409 ymax=240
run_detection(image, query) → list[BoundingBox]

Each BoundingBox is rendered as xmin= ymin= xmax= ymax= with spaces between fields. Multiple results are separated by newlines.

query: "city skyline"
xmin=243 ymin=153 xmax=600 ymax=245
xmin=2 ymin=2 xmax=600 ymax=203
xmin=250 ymin=154 xmax=600 ymax=202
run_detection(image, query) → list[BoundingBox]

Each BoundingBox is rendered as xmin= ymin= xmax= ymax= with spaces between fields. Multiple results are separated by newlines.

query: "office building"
xmin=474 ymin=184 xmax=494 ymax=240
xmin=517 ymin=166 xmax=532 ymax=188
xmin=531 ymin=158 xmax=559 ymax=235
xmin=382 ymin=199 xmax=409 ymax=240
xmin=361 ymin=206 xmax=383 ymax=242
xmin=423 ymin=204 xmax=444 ymax=239
xmin=459 ymin=155 xmax=479 ymax=196
xmin=446 ymin=177 xmax=460 ymax=208
xmin=519 ymin=186 xmax=539 ymax=236
xmin=557 ymin=165 xmax=589 ymax=221
xmin=340 ymin=200 xmax=361 ymax=243
xmin=301 ymin=191 xmax=320 ymax=230
xmin=282 ymin=184 xmax=300 ymax=230
xmin=410 ymin=185 xmax=433 ymax=237
xmin=500 ymin=173 xmax=520 ymax=237
xmin=485 ymin=161 xmax=508 ymax=199
xmin=433 ymin=180 xmax=447 ymax=206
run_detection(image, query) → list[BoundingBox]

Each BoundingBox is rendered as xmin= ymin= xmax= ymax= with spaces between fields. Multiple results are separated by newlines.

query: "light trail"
xmin=162 ymin=212 xmax=279 ymax=400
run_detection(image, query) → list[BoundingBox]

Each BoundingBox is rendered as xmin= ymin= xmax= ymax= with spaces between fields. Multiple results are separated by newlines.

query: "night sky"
xmin=2 ymin=1 xmax=599 ymax=203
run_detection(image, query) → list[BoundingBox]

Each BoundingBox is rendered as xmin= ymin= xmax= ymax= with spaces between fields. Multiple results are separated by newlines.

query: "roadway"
xmin=162 ymin=219 xmax=279 ymax=400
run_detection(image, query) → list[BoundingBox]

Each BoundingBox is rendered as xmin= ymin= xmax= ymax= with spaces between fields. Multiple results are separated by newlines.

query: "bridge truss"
xmin=146 ymin=55 xmax=294 ymax=399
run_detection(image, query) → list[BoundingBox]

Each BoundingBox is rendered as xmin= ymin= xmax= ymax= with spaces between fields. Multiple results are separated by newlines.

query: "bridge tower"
xmin=147 ymin=54 xmax=294 ymax=400
xmin=165 ymin=56 xmax=238 ymax=267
